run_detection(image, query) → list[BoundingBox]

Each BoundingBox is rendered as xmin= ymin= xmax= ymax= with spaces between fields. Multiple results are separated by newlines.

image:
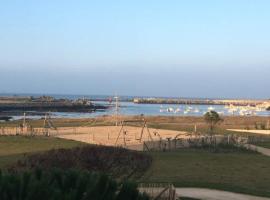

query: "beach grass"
xmin=1 ymin=116 xmax=264 ymax=138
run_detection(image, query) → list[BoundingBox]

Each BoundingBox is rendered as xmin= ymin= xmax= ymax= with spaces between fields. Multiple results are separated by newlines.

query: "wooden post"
xmin=139 ymin=121 xmax=146 ymax=142
xmin=168 ymin=138 xmax=171 ymax=151
xmin=123 ymin=131 xmax=127 ymax=146
xmin=115 ymin=123 xmax=124 ymax=146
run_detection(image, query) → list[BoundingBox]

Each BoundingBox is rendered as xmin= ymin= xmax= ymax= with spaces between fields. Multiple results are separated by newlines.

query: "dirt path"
xmin=244 ymin=144 xmax=270 ymax=157
xmin=228 ymin=129 xmax=270 ymax=135
xmin=176 ymin=188 xmax=270 ymax=200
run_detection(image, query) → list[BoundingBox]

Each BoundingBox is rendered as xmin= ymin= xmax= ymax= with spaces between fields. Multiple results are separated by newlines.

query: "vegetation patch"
xmin=0 ymin=168 xmax=149 ymax=200
xmin=0 ymin=136 xmax=84 ymax=168
xmin=10 ymin=145 xmax=152 ymax=179
xmin=249 ymin=135 xmax=270 ymax=149
xmin=253 ymin=141 xmax=270 ymax=149
xmin=141 ymin=149 xmax=270 ymax=197
xmin=190 ymin=143 xmax=257 ymax=154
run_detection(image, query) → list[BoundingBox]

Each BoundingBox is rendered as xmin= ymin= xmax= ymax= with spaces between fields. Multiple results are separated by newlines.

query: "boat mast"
xmin=23 ymin=112 xmax=26 ymax=127
xmin=114 ymin=94 xmax=119 ymax=126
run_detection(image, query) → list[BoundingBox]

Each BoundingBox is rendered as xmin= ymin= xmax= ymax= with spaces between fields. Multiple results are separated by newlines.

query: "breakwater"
xmin=133 ymin=98 xmax=267 ymax=106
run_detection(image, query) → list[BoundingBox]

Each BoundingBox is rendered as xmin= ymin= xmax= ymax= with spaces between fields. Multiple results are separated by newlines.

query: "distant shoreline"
xmin=0 ymin=93 xmax=268 ymax=102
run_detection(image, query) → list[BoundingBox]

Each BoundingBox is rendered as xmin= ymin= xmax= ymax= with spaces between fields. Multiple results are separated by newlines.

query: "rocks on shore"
xmin=0 ymin=116 xmax=12 ymax=121
xmin=0 ymin=96 xmax=108 ymax=113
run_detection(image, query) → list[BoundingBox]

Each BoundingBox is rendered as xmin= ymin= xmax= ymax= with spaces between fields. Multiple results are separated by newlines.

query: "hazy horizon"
xmin=1 ymin=1 xmax=269 ymax=99
xmin=0 ymin=92 xmax=268 ymax=101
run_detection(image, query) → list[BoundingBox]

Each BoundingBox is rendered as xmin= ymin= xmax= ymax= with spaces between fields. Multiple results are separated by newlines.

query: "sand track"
xmin=228 ymin=129 xmax=270 ymax=135
xmin=244 ymin=144 xmax=270 ymax=157
xmin=176 ymin=188 xmax=270 ymax=200
xmin=56 ymin=126 xmax=187 ymax=150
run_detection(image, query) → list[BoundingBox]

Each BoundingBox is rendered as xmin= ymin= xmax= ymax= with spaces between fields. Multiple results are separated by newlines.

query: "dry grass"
xmin=1 ymin=115 xmax=269 ymax=129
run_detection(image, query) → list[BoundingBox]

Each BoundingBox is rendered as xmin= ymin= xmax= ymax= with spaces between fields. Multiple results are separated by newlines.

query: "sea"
xmin=1 ymin=93 xmax=269 ymax=119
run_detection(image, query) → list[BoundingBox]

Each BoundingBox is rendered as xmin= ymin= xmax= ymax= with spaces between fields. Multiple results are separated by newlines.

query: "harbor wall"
xmin=133 ymin=98 xmax=268 ymax=106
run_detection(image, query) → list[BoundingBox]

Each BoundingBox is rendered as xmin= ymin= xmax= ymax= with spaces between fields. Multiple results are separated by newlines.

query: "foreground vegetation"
xmin=1 ymin=135 xmax=270 ymax=198
xmin=0 ymin=136 xmax=83 ymax=168
xmin=141 ymin=149 xmax=270 ymax=197
xmin=0 ymin=168 xmax=149 ymax=200
xmin=11 ymin=145 xmax=152 ymax=179
xmin=254 ymin=141 xmax=270 ymax=149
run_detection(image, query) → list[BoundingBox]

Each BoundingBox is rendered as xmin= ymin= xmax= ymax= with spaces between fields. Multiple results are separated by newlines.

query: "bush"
xmin=10 ymin=145 xmax=152 ymax=179
xmin=261 ymin=124 xmax=266 ymax=130
xmin=204 ymin=111 xmax=222 ymax=134
xmin=0 ymin=168 xmax=149 ymax=200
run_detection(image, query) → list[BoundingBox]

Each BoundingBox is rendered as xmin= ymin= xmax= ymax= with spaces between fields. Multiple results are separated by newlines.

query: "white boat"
xmin=174 ymin=108 xmax=181 ymax=113
xmin=208 ymin=106 xmax=214 ymax=111
xmin=184 ymin=110 xmax=189 ymax=114
xmin=239 ymin=110 xmax=245 ymax=116
xmin=194 ymin=108 xmax=199 ymax=113
xmin=167 ymin=107 xmax=174 ymax=112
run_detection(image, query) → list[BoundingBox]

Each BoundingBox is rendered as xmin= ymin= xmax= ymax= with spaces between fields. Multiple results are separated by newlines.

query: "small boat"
xmin=184 ymin=107 xmax=190 ymax=114
xmin=217 ymin=111 xmax=224 ymax=115
xmin=194 ymin=108 xmax=199 ymax=113
xmin=174 ymin=108 xmax=181 ymax=113
xmin=208 ymin=106 xmax=214 ymax=111
xmin=167 ymin=107 xmax=174 ymax=112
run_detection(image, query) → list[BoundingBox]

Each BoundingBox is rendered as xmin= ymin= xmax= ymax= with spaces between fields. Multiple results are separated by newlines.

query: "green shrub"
xmin=0 ymin=168 xmax=149 ymax=200
xmin=10 ymin=145 xmax=152 ymax=179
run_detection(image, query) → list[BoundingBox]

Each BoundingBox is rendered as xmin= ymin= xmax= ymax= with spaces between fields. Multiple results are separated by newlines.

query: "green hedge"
xmin=0 ymin=169 xmax=149 ymax=200
xmin=11 ymin=145 xmax=152 ymax=179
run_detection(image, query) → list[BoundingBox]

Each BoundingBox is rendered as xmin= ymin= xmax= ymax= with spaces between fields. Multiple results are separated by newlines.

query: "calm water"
xmin=52 ymin=101 xmax=269 ymax=118
xmin=1 ymin=94 xmax=269 ymax=119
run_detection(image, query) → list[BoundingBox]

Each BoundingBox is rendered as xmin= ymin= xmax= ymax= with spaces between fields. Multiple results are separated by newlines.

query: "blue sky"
xmin=0 ymin=0 xmax=269 ymax=98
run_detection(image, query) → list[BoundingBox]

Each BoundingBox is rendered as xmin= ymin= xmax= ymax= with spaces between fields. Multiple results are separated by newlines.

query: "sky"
xmin=0 ymin=0 xmax=269 ymax=99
